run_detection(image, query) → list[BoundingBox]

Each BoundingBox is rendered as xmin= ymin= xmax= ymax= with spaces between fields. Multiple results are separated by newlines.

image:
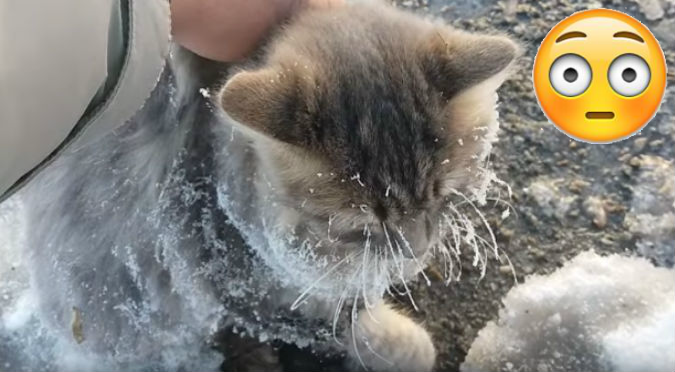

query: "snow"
xmin=461 ymin=251 xmax=675 ymax=372
xmin=0 ymin=193 xmax=224 ymax=372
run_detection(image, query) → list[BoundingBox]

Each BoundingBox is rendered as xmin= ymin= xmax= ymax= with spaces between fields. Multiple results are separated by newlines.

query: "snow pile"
xmin=461 ymin=251 xmax=675 ymax=372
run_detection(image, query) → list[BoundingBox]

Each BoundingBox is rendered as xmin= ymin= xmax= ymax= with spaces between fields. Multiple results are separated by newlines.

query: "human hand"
xmin=171 ymin=0 xmax=343 ymax=62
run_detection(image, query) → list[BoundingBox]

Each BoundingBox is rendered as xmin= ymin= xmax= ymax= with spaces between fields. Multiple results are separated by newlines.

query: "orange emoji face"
xmin=533 ymin=9 xmax=667 ymax=143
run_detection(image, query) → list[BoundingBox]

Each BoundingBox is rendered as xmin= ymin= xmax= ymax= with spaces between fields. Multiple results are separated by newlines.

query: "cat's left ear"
xmin=420 ymin=29 xmax=520 ymax=97
xmin=219 ymin=67 xmax=306 ymax=146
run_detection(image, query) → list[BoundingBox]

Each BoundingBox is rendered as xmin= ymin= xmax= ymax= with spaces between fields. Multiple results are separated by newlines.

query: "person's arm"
xmin=171 ymin=0 xmax=342 ymax=62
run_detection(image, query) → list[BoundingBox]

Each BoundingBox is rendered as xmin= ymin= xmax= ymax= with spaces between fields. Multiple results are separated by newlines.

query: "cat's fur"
xmin=21 ymin=2 xmax=516 ymax=371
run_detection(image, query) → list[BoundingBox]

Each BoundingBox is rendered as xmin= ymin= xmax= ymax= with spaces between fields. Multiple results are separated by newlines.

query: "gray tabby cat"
xmin=21 ymin=2 xmax=516 ymax=371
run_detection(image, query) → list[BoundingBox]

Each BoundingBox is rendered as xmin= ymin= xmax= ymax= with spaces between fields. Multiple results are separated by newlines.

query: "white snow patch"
xmin=462 ymin=251 xmax=675 ymax=372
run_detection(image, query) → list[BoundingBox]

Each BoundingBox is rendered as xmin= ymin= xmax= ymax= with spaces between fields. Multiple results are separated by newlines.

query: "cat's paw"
xmin=348 ymin=303 xmax=436 ymax=372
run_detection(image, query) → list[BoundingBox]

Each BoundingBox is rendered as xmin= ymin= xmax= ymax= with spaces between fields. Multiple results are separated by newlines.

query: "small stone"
xmin=618 ymin=153 xmax=632 ymax=162
xmin=584 ymin=197 xmax=607 ymax=229
xmin=633 ymin=137 xmax=648 ymax=152
xmin=532 ymin=248 xmax=546 ymax=258
xmin=650 ymin=139 xmax=665 ymax=148
xmin=629 ymin=156 xmax=642 ymax=167
xmin=569 ymin=179 xmax=590 ymax=193
xmin=499 ymin=265 xmax=513 ymax=274
xmin=500 ymin=228 xmax=514 ymax=238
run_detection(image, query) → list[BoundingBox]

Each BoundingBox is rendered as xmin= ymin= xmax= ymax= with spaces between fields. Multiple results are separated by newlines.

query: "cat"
xmin=18 ymin=2 xmax=517 ymax=371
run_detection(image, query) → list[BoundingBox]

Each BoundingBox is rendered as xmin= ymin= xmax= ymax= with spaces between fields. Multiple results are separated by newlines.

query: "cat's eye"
xmin=549 ymin=54 xmax=592 ymax=97
xmin=608 ymin=54 xmax=650 ymax=97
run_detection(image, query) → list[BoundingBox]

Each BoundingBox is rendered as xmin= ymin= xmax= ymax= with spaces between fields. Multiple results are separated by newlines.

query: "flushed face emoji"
xmin=533 ymin=9 xmax=667 ymax=143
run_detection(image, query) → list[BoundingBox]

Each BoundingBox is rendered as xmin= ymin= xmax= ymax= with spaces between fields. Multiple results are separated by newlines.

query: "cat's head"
xmin=218 ymin=3 xmax=517 ymax=278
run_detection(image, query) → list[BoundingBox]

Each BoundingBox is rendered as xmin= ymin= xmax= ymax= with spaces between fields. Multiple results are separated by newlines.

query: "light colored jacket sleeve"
xmin=0 ymin=0 xmax=170 ymax=202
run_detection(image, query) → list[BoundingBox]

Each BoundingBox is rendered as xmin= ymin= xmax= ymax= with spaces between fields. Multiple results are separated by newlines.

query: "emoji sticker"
xmin=533 ymin=8 xmax=667 ymax=143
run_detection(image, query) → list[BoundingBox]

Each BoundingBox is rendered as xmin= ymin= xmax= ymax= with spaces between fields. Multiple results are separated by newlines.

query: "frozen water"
xmin=461 ymin=251 xmax=675 ymax=372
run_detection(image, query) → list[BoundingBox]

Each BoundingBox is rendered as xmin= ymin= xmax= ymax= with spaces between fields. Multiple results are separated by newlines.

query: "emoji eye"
xmin=608 ymin=54 xmax=650 ymax=97
xmin=549 ymin=54 xmax=592 ymax=97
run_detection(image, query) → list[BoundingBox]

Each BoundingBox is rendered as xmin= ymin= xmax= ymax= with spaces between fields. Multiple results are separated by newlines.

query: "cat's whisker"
xmin=332 ymin=286 xmax=349 ymax=346
xmin=290 ymin=251 xmax=357 ymax=311
xmin=441 ymin=213 xmax=462 ymax=256
xmin=443 ymin=192 xmax=516 ymax=284
xmin=351 ymin=290 xmax=368 ymax=370
xmin=489 ymin=173 xmax=514 ymax=200
xmin=442 ymin=206 xmax=490 ymax=279
xmin=362 ymin=330 xmax=395 ymax=367
xmin=383 ymin=223 xmax=419 ymax=311
xmin=446 ymin=203 xmax=482 ymax=271
xmin=445 ymin=240 xmax=463 ymax=283
xmin=395 ymin=241 xmax=420 ymax=311
xmin=377 ymin=240 xmax=402 ymax=297
xmin=499 ymin=250 xmax=518 ymax=285
xmin=327 ymin=213 xmax=339 ymax=243
xmin=395 ymin=226 xmax=431 ymax=286
xmin=432 ymin=241 xmax=454 ymax=283
xmin=361 ymin=226 xmax=380 ymax=324
xmin=450 ymin=188 xmax=499 ymax=257
xmin=438 ymin=239 xmax=461 ymax=283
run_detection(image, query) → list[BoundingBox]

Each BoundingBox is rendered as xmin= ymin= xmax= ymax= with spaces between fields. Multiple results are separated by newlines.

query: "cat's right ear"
xmin=420 ymin=30 xmax=519 ymax=98
xmin=219 ymin=68 xmax=303 ymax=145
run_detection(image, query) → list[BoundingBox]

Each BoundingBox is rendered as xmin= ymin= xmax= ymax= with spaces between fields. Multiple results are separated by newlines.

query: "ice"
xmin=461 ymin=251 xmax=675 ymax=372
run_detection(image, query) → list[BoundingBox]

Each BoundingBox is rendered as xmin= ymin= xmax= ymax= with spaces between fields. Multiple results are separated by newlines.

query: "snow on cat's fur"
xmin=3 ymin=2 xmax=517 ymax=371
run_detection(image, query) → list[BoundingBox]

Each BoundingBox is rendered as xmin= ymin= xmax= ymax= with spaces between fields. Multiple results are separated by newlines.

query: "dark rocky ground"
xmin=260 ymin=0 xmax=675 ymax=371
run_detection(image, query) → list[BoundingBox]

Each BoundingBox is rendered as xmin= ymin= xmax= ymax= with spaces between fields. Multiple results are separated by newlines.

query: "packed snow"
xmin=462 ymin=251 xmax=675 ymax=372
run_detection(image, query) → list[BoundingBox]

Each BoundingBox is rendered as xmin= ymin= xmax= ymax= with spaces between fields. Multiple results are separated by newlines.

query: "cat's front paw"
xmin=348 ymin=303 xmax=436 ymax=372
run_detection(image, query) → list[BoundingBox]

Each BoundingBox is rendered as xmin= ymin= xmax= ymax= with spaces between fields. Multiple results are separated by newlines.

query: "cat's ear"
xmin=421 ymin=30 xmax=519 ymax=97
xmin=219 ymin=67 xmax=304 ymax=145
